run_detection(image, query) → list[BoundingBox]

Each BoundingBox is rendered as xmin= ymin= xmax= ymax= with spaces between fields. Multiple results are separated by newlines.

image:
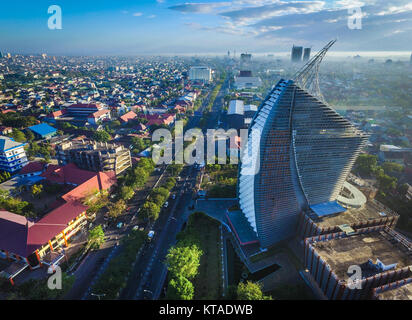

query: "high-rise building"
xmin=237 ymin=79 xmax=367 ymax=248
xmin=0 ymin=51 xmax=3 ymax=58
xmin=303 ymin=48 xmax=311 ymax=62
xmin=291 ymin=45 xmax=303 ymax=62
xmin=188 ymin=66 xmax=212 ymax=83
xmin=240 ymin=53 xmax=252 ymax=63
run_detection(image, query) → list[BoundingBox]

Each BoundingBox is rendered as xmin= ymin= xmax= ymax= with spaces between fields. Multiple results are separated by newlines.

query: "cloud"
xmin=169 ymin=2 xmax=231 ymax=13
xmin=133 ymin=12 xmax=143 ymax=17
xmin=148 ymin=15 xmax=157 ymax=19
xmin=220 ymin=1 xmax=326 ymax=24
xmin=170 ymin=0 xmax=412 ymax=50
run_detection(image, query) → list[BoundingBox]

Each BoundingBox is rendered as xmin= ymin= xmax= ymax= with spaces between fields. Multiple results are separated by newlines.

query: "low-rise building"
xmin=0 ymin=136 xmax=28 ymax=173
xmin=87 ymin=109 xmax=111 ymax=125
xmin=28 ymin=123 xmax=58 ymax=140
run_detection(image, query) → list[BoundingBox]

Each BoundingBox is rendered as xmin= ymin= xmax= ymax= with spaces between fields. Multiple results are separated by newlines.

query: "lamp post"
xmin=91 ymin=293 xmax=106 ymax=300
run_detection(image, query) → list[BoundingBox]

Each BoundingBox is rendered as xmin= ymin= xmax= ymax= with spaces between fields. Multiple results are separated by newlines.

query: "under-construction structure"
xmin=56 ymin=140 xmax=131 ymax=176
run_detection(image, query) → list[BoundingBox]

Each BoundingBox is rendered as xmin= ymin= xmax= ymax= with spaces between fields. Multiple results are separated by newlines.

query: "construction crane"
xmin=293 ymin=39 xmax=337 ymax=101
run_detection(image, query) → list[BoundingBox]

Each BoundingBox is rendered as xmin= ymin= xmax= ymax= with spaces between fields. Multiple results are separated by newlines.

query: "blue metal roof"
xmin=28 ymin=123 xmax=57 ymax=137
xmin=310 ymin=201 xmax=346 ymax=217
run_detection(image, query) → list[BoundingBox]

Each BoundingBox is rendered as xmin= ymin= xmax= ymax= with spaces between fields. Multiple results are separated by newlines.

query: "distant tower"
xmin=291 ymin=45 xmax=303 ymax=63
xmin=0 ymin=51 xmax=3 ymax=58
xmin=410 ymin=53 xmax=412 ymax=65
xmin=303 ymin=48 xmax=311 ymax=62
xmin=228 ymin=50 xmax=230 ymax=57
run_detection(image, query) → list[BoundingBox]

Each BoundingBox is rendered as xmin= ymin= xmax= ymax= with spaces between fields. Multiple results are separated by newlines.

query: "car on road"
xmin=147 ymin=230 xmax=155 ymax=242
xmin=117 ymin=222 xmax=123 ymax=229
xmin=171 ymin=194 xmax=176 ymax=200
xmin=163 ymin=201 xmax=169 ymax=208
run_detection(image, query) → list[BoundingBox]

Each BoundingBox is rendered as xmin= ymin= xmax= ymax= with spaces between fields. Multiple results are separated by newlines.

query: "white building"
xmin=234 ymin=76 xmax=262 ymax=90
xmin=0 ymin=136 xmax=28 ymax=173
xmin=189 ymin=67 xmax=212 ymax=82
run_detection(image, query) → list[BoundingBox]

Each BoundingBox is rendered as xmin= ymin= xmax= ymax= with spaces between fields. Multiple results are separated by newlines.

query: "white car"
xmin=164 ymin=201 xmax=169 ymax=208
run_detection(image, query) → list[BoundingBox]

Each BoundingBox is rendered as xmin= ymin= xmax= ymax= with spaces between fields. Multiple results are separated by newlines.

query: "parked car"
xmin=172 ymin=194 xmax=176 ymax=200
xmin=164 ymin=201 xmax=169 ymax=208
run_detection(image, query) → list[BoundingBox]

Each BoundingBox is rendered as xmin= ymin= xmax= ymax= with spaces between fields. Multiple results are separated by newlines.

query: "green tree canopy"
xmin=107 ymin=199 xmax=127 ymax=219
xmin=119 ymin=186 xmax=135 ymax=201
xmin=237 ymin=281 xmax=272 ymax=300
xmin=92 ymin=130 xmax=111 ymax=142
xmin=140 ymin=201 xmax=160 ymax=221
xmin=10 ymin=129 xmax=26 ymax=142
xmin=165 ymin=244 xmax=203 ymax=280
xmin=356 ymin=154 xmax=378 ymax=176
xmin=166 ymin=275 xmax=194 ymax=300
xmin=88 ymin=225 xmax=105 ymax=249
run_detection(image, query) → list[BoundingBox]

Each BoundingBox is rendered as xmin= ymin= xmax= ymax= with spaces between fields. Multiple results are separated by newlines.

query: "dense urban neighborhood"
xmin=0 ymin=44 xmax=411 ymax=303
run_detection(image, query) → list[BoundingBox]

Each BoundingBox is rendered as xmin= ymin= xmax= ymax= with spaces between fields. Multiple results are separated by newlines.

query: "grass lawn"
xmin=185 ymin=212 xmax=223 ymax=299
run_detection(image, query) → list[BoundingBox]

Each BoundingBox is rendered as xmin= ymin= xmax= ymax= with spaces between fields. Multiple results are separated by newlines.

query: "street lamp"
xmin=91 ymin=293 xmax=106 ymax=300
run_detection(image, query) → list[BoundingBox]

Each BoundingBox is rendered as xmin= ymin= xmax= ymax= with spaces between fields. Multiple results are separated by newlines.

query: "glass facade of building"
xmin=238 ymin=79 xmax=368 ymax=248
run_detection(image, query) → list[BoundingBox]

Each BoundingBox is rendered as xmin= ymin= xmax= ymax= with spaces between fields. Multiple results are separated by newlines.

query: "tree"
xmin=165 ymin=245 xmax=202 ymax=280
xmin=166 ymin=275 xmax=194 ymax=300
xmin=88 ymin=225 xmax=105 ymax=249
xmin=150 ymin=187 xmax=169 ymax=205
xmin=31 ymin=184 xmax=43 ymax=198
xmin=119 ymin=186 xmax=134 ymax=201
xmin=377 ymin=174 xmax=397 ymax=193
xmin=356 ymin=154 xmax=378 ymax=176
xmin=138 ymin=158 xmax=155 ymax=171
xmin=92 ymin=130 xmax=111 ymax=142
xmin=131 ymin=137 xmax=148 ymax=152
xmin=107 ymin=199 xmax=127 ymax=219
xmin=237 ymin=281 xmax=272 ymax=300
xmin=10 ymin=129 xmax=26 ymax=142
xmin=25 ymin=130 xmax=35 ymax=141
xmin=140 ymin=201 xmax=160 ymax=221
xmin=382 ymin=162 xmax=404 ymax=176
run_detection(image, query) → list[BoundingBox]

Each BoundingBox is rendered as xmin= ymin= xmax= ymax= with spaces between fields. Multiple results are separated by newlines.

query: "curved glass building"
xmin=238 ymin=79 xmax=368 ymax=248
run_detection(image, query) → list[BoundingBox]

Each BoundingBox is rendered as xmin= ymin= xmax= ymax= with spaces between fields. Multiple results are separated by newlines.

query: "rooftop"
xmin=226 ymin=210 xmax=258 ymax=245
xmin=312 ymin=230 xmax=412 ymax=280
xmin=0 ymin=136 xmax=25 ymax=152
xmin=310 ymin=199 xmax=398 ymax=228
xmin=28 ymin=123 xmax=57 ymax=137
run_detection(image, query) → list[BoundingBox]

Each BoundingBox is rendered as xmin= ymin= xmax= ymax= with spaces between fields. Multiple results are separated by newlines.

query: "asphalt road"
xmin=121 ymin=79 xmax=229 ymax=300
xmin=65 ymin=168 xmax=165 ymax=300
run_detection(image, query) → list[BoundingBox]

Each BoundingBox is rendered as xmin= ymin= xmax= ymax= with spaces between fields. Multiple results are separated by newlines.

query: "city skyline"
xmin=1 ymin=0 xmax=412 ymax=55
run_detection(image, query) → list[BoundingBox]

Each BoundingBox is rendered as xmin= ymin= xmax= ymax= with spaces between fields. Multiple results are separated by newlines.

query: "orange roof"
xmin=120 ymin=111 xmax=138 ymax=123
xmin=88 ymin=109 xmax=111 ymax=119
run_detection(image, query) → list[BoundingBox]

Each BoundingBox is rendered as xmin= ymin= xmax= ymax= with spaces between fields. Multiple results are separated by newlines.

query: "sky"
xmin=0 ymin=0 xmax=411 ymax=55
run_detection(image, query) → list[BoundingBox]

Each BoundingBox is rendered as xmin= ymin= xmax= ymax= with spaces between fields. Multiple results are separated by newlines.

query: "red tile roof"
xmin=40 ymin=163 xmax=96 ymax=185
xmin=19 ymin=162 xmax=46 ymax=175
xmin=120 ymin=111 xmax=138 ymax=123
xmin=0 ymin=163 xmax=117 ymax=258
